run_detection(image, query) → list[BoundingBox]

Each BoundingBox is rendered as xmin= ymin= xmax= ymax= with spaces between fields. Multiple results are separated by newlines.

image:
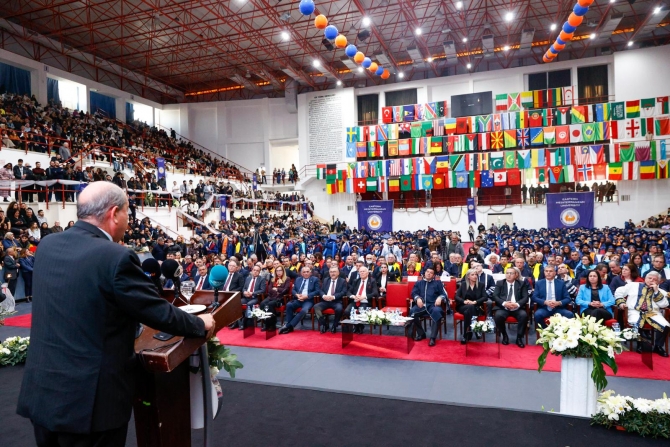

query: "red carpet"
xmin=2 ymin=314 xmax=32 ymax=328
xmin=216 ymin=328 xmax=670 ymax=381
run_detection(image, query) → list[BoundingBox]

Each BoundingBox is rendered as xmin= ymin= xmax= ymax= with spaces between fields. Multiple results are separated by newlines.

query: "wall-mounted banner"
xmin=547 ymin=192 xmax=594 ymax=229
xmin=156 ymin=157 xmax=166 ymax=180
xmin=302 ymin=203 xmax=308 ymax=220
xmin=252 ymin=174 xmax=258 ymax=191
xmin=357 ymin=200 xmax=393 ymax=232
xmin=466 ymin=198 xmax=476 ymax=224
xmin=219 ymin=196 xmax=227 ymax=222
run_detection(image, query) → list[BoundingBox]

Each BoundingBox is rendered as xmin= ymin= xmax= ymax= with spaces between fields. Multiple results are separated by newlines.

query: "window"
xmin=385 ymin=88 xmax=418 ymax=107
xmin=357 ymin=94 xmax=378 ymax=125
xmin=578 ymin=65 xmax=609 ymax=104
xmin=528 ymin=69 xmax=571 ymax=91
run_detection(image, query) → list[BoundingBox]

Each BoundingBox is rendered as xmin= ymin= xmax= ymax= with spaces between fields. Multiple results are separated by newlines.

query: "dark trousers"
xmin=22 ymin=270 xmax=33 ymax=297
xmin=494 ymin=308 xmax=528 ymax=338
xmin=285 ymin=299 xmax=313 ymax=328
xmin=6 ymin=276 xmax=17 ymax=296
xmin=33 ymin=422 xmax=128 ymax=447
xmin=457 ymin=304 xmax=479 ymax=332
xmin=239 ymin=296 xmax=259 ymax=324
xmin=411 ymin=304 xmax=444 ymax=340
xmin=313 ymin=300 xmax=343 ymax=328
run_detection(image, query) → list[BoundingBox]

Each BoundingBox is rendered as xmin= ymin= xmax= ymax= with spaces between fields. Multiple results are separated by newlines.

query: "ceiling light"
xmin=628 ymin=41 xmax=633 ymax=46
xmin=427 ymin=57 xmax=434 ymax=62
xmin=590 ymin=33 xmax=596 ymax=39
xmin=336 ymin=80 xmax=342 ymax=86
xmin=462 ymin=37 xmax=468 ymax=42
xmin=456 ymin=1 xmax=463 ymax=9
xmin=280 ymin=31 xmax=290 ymax=41
xmin=505 ymin=12 xmax=514 ymax=22
xmin=398 ymin=72 xmax=405 ymax=78
xmin=312 ymin=59 xmax=321 ymax=67
xmin=609 ymin=0 xmax=615 ymax=3
xmin=362 ymin=17 xmax=371 ymax=27
xmin=503 ymin=45 xmax=510 ymax=51
xmin=466 ymin=63 xmax=472 ymax=69
xmin=550 ymin=23 xmax=557 ymax=31
xmin=654 ymin=6 xmax=662 ymax=14
xmin=358 ymin=67 xmax=364 ymax=73
xmin=415 ymin=28 xmax=422 ymax=35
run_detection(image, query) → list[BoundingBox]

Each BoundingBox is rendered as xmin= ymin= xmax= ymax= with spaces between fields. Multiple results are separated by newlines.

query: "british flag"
xmin=516 ymin=128 xmax=529 ymax=147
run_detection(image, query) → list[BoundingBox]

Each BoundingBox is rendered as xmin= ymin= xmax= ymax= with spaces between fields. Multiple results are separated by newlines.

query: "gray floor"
xmin=222 ymin=345 xmax=670 ymax=413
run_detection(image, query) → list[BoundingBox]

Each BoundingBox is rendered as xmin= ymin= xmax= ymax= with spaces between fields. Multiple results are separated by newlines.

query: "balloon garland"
xmin=544 ymin=0 xmax=594 ymax=62
xmin=299 ymin=0 xmax=390 ymax=79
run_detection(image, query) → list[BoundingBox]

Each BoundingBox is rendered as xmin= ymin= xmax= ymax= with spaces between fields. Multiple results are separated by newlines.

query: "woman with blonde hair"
xmin=259 ymin=265 xmax=290 ymax=331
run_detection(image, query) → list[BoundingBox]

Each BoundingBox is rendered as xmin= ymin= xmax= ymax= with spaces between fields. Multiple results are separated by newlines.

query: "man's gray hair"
xmin=646 ymin=270 xmax=662 ymax=281
xmin=76 ymin=184 xmax=127 ymax=222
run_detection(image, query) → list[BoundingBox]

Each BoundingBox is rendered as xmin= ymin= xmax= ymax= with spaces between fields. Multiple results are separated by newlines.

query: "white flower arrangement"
xmin=593 ymin=390 xmax=670 ymax=438
xmin=471 ymin=320 xmax=494 ymax=334
xmin=250 ymin=308 xmax=274 ymax=320
xmin=0 ymin=336 xmax=30 ymax=366
xmin=620 ymin=328 xmax=638 ymax=341
xmin=350 ymin=309 xmax=411 ymax=326
xmin=537 ymin=314 xmax=626 ymax=391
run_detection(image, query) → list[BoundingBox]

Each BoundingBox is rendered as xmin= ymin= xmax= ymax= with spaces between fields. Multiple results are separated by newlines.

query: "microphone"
xmin=142 ymin=258 xmax=162 ymax=292
xmin=161 ymin=260 xmax=184 ymax=304
xmin=209 ymin=265 xmax=229 ymax=309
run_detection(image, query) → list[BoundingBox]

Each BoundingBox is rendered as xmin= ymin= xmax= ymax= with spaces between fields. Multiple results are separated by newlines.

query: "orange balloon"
xmin=567 ymin=13 xmax=583 ymax=27
xmin=559 ymin=31 xmax=574 ymax=42
xmin=381 ymin=69 xmax=390 ymax=79
xmin=314 ymin=15 xmax=328 ymax=30
xmin=354 ymin=51 xmax=365 ymax=63
xmin=547 ymin=52 xmax=557 ymax=59
xmin=578 ymin=0 xmax=594 ymax=7
xmin=334 ymin=34 xmax=347 ymax=49
xmin=554 ymin=43 xmax=566 ymax=51
xmin=543 ymin=55 xmax=551 ymax=63
xmin=368 ymin=62 xmax=378 ymax=72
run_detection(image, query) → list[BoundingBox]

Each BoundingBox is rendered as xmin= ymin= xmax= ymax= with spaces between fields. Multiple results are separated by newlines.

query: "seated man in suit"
xmin=344 ymin=267 xmax=379 ymax=334
xmin=492 ymin=267 xmax=529 ymax=348
xmin=225 ymin=259 xmax=248 ymax=329
xmin=314 ymin=266 xmax=347 ymax=334
xmin=409 ymin=266 xmax=447 ymax=347
xmin=280 ymin=266 xmax=320 ymax=334
xmin=193 ymin=265 xmax=212 ymax=291
xmin=233 ymin=264 xmax=267 ymax=330
xmin=532 ymin=265 xmax=574 ymax=329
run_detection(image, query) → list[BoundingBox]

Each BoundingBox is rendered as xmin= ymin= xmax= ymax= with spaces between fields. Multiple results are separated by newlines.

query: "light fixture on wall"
xmin=398 ymin=72 xmax=405 ymax=78
xmin=336 ymin=80 xmax=342 ymax=86
xmin=503 ymin=45 xmax=510 ymax=51
xmin=627 ymin=41 xmax=634 ymax=46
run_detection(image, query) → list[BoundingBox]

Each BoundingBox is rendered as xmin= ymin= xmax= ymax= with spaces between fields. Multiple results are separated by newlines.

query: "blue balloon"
xmin=549 ymin=46 xmax=559 ymax=55
xmin=345 ymin=44 xmax=358 ymax=58
xmin=362 ymin=57 xmax=372 ymax=68
xmin=324 ymin=25 xmax=338 ymax=40
xmin=375 ymin=66 xmax=384 ymax=76
xmin=556 ymin=37 xmax=565 ymax=45
xmin=298 ymin=0 xmax=315 ymax=16
xmin=562 ymin=23 xmax=576 ymax=34
xmin=573 ymin=4 xmax=589 ymax=16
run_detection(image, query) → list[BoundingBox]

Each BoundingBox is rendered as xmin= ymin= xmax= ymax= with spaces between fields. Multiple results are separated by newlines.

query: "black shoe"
xmin=429 ymin=339 xmax=436 ymax=347
xmin=414 ymin=333 xmax=426 ymax=342
xmin=636 ymin=345 xmax=643 ymax=354
xmin=330 ymin=326 xmax=337 ymax=334
xmin=501 ymin=335 xmax=509 ymax=345
xmin=461 ymin=336 xmax=467 ymax=345
xmin=279 ymin=325 xmax=293 ymax=335
xmin=228 ymin=321 xmax=239 ymax=329
xmin=320 ymin=325 xmax=327 ymax=334
xmin=653 ymin=346 xmax=669 ymax=357
xmin=238 ymin=320 xmax=245 ymax=330
xmin=261 ymin=325 xmax=266 ymax=332
xmin=466 ymin=331 xmax=473 ymax=341
xmin=516 ymin=338 xmax=525 ymax=349
xmin=355 ymin=326 xmax=364 ymax=334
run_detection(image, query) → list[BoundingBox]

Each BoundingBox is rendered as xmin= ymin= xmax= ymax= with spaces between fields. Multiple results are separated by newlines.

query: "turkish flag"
xmin=382 ymin=107 xmax=393 ymax=124
xmin=354 ymin=179 xmax=367 ymax=193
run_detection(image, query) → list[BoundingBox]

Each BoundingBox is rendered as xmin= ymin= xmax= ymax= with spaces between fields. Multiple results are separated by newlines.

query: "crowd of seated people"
xmin=638 ymin=209 xmax=670 ymax=229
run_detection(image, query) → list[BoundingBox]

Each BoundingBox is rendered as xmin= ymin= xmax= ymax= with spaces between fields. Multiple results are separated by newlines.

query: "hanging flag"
xmin=381 ymin=107 xmax=393 ymax=124
xmin=346 ymin=142 xmax=356 ymax=158
xmin=421 ymin=121 xmax=433 ymax=137
xmin=456 ymin=117 xmax=469 ymax=134
xmin=414 ymin=104 xmax=424 ymax=121
xmin=316 ymin=164 xmax=326 ymax=179
xmin=657 ymin=160 xmax=668 ymax=179
xmin=607 ymin=163 xmax=622 ymax=180
xmin=479 ymin=133 xmax=490 ymax=151
xmin=569 ymin=124 xmax=583 ymax=143
xmin=388 ymin=159 xmax=402 ymax=177
xmin=367 ymin=141 xmax=376 ymax=158
xmin=657 ymin=97 xmax=670 ymax=115
xmin=618 ymin=143 xmax=636 ymax=162
xmin=517 ymin=128 xmax=530 ymax=147
xmin=353 ymin=178 xmax=367 ymax=193
xmin=492 ymin=113 xmax=503 ymax=131
xmin=502 ymin=112 xmax=511 ymax=130
xmin=368 ymin=160 xmax=380 ymax=177
xmin=571 ymin=106 xmax=586 ymax=124
xmin=495 ymin=94 xmax=508 ymax=111
xmin=480 ymin=170 xmax=494 ymax=187
xmin=490 ymin=131 xmax=504 ymax=149
xmin=543 ymin=108 xmax=555 ymax=127
xmin=595 ymin=122 xmax=610 ymax=141
xmin=562 ymin=86 xmax=574 ymax=105
xmin=413 ymin=137 xmax=426 ymax=155
xmin=504 ymin=130 xmax=517 ymax=148
xmin=625 ymin=118 xmax=642 ymax=138
xmin=489 ymin=152 xmax=504 ymax=170
xmin=403 ymin=105 xmax=415 ymax=121
xmin=377 ymin=177 xmax=387 ymax=192
xmin=476 ymin=152 xmax=489 ymax=170
xmin=575 ymin=146 xmax=591 ymax=165
xmin=625 ymin=100 xmax=640 ymax=118
xmin=464 ymin=134 xmax=478 ymax=152
xmin=424 ymin=103 xmax=437 ymax=120
xmin=436 ymin=156 xmax=450 ymax=173
xmin=594 ymin=104 xmax=606 ymax=123
xmin=377 ymin=141 xmax=387 ymax=157
xmin=576 ymin=165 xmax=594 ymax=182
xmin=529 ymin=128 xmax=544 ymax=146
xmin=401 ymin=158 xmax=412 ymax=175
xmin=594 ymin=163 xmax=607 ymax=180
xmin=547 ymin=148 xmax=563 ymax=166
xmin=547 ymin=89 xmax=562 ymax=107
xmin=563 ymin=165 xmax=575 ymax=183
xmin=346 ymin=127 xmax=359 ymax=142
xmin=366 ymin=177 xmax=378 ymax=191
xmin=537 ymin=167 xmax=548 ymax=183
xmin=220 ymin=196 xmax=227 ymax=222
xmin=450 ymin=154 xmax=465 ymax=171
xmin=423 ymin=156 xmax=437 ymax=174
xmin=641 ymin=117 xmax=654 ymax=137
xmin=635 ymin=142 xmax=651 ymax=161
xmin=369 ymin=125 xmax=377 ymax=142
xmin=528 ymin=110 xmax=543 ymax=127
xmin=387 ymin=140 xmax=399 ymax=157
xmin=656 ymin=118 xmax=670 ymax=136
xmin=400 ymin=175 xmax=412 ymax=191
xmin=531 ymin=149 xmax=546 ymax=167
xmin=433 ymin=173 xmax=446 ymax=189
xmin=544 ymin=126 xmax=556 ymax=145
xmin=533 ymin=90 xmax=546 ymax=108
xmin=455 ymin=171 xmax=469 ymax=188
xmin=504 ymin=151 xmax=516 ymax=169
xmin=377 ymin=124 xmax=388 ymax=142
xmin=444 ymin=118 xmax=457 ymax=134
xmin=388 ymin=178 xmax=400 ymax=192
xmin=326 ymin=183 xmax=337 ymax=194
xmin=357 ymin=161 xmax=368 ymax=178
xmin=410 ymin=122 xmax=422 ymax=138
xmin=393 ymin=106 xmax=403 ymax=123
xmin=429 ymin=137 xmax=444 ymax=154
xmin=411 ymin=157 xmax=424 ymax=175
xmin=398 ymin=122 xmax=411 ymax=139
xmin=421 ymin=174 xmax=434 ymax=190
xmin=507 ymin=169 xmax=521 ymax=186
xmin=639 ymin=160 xmax=656 ymax=179
xmin=640 ymin=98 xmax=655 ymax=117
xmin=582 ymin=123 xmax=597 ymax=143
xmin=398 ymin=139 xmax=411 ymax=156
xmin=493 ymin=170 xmax=507 ymax=186
xmin=347 ymin=163 xmax=356 ymax=179
xmin=433 ymin=119 xmax=445 ymax=137
xmin=555 ymin=126 xmax=570 ymax=144
xmin=623 ymin=161 xmax=638 ymax=180
xmin=356 ymin=142 xmax=367 ymax=159
xmin=549 ymin=166 xmax=564 ymax=184
xmin=556 ymin=107 xmax=571 ymax=125
xmin=517 ymin=149 xmax=531 ymax=169
xmin=520 ymin=91 xmax=534 ymax=108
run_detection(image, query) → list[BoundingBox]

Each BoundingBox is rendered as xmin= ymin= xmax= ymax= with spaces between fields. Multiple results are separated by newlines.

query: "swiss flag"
xmin=493 ymin=170 xmax=507 ymax=186
xmin=382 ymin=107 xmax=393 ymax=124
xmin=354 ymin=179 xmax=367 ymax=193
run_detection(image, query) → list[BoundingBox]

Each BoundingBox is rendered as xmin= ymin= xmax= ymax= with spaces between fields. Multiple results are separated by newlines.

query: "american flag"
xmin=433 ymin=119 xmax=445 ymax=136
xmin=388 ymin=160 xmax=402 ymax=177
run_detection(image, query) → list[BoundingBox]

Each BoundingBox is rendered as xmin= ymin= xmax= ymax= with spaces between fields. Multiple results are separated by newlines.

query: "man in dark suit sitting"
xmin=16 ymin=182 xmax=214 ymax=447
xmin=409 ymin=266 xmax=447 ymax=346
xmin=235 ymin=264 xmax=267 ymax=329
xmin=344 ymin=267 xmax=379 ymax=334
xmin=314 ymin=266 xmax=347 ymax=333
xmin=193 ymin=265 xmax=212 ymax=291
xmin=280 ymin=266 xmax=320 ymax=334
xmin=492 ymin=267 xmax=530 ymax=348
xmin=225 ymin=259 xmax=248 ymax=329
xmin=531 ymin=265 xmax=574 ymax=328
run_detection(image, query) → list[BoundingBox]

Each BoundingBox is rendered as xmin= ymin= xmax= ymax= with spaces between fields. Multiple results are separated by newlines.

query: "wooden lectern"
xmin=133 ymin=290 xmax=241 ymax=447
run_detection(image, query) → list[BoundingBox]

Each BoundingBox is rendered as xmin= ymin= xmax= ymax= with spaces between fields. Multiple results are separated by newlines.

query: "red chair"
xmin=380 ymin=283 xmax=410 ymax=315
xmin=451 ymin=299 xmax=487 ymax=341
xmin=495 ymin=303 xmax=530 ymax=345
xmin=621 ymin=306 xmax=669 ymax=352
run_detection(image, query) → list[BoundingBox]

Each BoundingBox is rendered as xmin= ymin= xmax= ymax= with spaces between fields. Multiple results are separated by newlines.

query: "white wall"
xmin=613 ymin=45 xmax=670 ymax=102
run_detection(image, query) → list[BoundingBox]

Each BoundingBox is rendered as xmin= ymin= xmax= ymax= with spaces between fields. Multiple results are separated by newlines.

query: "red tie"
xmin=223 ymin=274 xmax=232 ymax=291
xmin=197 ymin=276 xmax=204 ymax=290
xmin=357 ymin=280 xmax=365 ymax=296
xmin=249 ymin=277 xmax=256 ymax=293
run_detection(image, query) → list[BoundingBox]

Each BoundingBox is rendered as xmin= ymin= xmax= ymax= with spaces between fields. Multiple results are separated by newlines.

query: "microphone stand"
xmin=211 ymin=287 xmax=221 ymax=311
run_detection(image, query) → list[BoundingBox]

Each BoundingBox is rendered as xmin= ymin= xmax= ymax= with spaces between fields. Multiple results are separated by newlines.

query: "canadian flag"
xmin=494 ymin=171 xmax=507 ymax=186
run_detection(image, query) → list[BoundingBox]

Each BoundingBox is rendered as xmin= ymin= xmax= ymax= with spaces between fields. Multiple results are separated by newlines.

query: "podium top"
xmin=134 ymin=291 xmax=241 ymax=373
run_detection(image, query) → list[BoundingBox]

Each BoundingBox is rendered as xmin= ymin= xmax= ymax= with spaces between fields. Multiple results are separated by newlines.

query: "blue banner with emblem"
xmin=156 ymin=157 xmax=166 ymax=180
xmin=252 ymin=174 xmax=258 ymax=190
xmin=302 ymin=203 xmax=308 ymax=220
xmin=466 ymin=197 xmax=476 ymax=224
xmin=357 ymin=200 xmax=393 ymax=232
xmin=219 ymin=196 xmax=227 ymax=222
xmin=547 ymin=192 xmax=594 ymax=229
